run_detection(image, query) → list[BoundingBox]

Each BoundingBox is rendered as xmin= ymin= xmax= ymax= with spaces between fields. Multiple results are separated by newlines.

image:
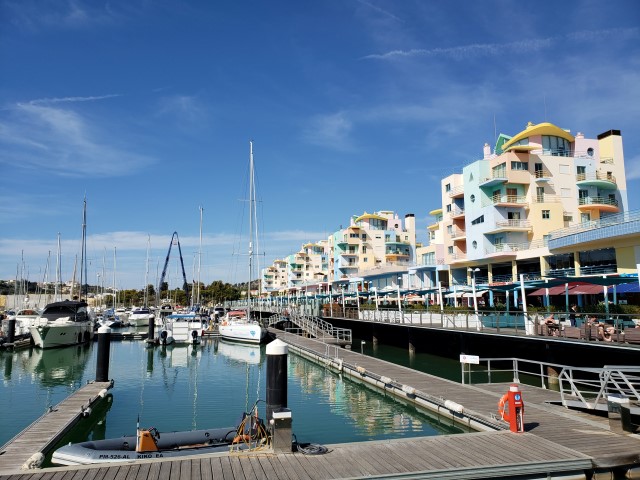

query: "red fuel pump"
xmin=498 ymin=384 xmax=524 ymax=433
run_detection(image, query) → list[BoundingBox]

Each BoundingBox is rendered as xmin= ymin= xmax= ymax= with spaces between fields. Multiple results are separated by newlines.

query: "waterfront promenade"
xmin=1 ymin=329 xmax=638 ymax=479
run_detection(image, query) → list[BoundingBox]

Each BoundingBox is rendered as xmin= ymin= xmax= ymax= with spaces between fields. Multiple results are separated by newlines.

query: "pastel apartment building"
xmin=261 ymin=120 xmax=637 ymax=301
xmin=423 ymin=121 xmax=628 ymax=289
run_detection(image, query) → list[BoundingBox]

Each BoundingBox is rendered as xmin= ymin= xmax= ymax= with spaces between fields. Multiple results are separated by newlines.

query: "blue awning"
xmin=614 ymin=282 xmax=640 ymax=294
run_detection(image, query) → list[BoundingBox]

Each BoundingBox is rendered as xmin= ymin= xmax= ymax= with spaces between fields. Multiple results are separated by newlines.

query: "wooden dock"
xmin=0 ymin=381 xmax=113 ymax=472
xmin=1 ymin=331 xmax=639 ymax=479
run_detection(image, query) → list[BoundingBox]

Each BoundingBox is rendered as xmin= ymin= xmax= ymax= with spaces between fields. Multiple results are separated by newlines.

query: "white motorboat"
xmin=161 ymin=313 xmax=203 ymax=345
xmin=128 ymin=307 xmax=154 ymax=327
xmin=29 ymin=300 xmax=95 ymax=348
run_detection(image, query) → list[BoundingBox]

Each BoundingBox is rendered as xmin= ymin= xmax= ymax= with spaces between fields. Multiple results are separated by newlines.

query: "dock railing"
xmin=466 ymin=357 xmax=640 ymax=414
xmin=268 ymin=307 xmax=352 ymax=345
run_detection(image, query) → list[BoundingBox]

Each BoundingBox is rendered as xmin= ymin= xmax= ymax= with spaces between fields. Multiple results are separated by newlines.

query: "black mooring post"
xmin=266 ymin=339 xmax=288 ymax=423
xmin=7 ymin=319 xmax=16 ymax=344
xmin=95 ymin=326 xmax=111 ymax=382
xmin=147 ymin=318 xmax=155 ymax=345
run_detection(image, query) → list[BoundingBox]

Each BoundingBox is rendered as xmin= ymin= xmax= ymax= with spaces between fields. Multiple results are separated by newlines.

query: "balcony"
xmin=506 ymin=169 xmax=531 ymax=185
xmin=534 ymin=169 xmax=552 ymax=182
xmin=449 ymin=227 xmax=466 ymax=242
xmin=485 ymin=219 xmax=532 ymax=234
xmin=483 ymin=194 xmax=528 ymax=208
xmin=449 ymin=252 xmax=467 ymax=263
xmin=576 ymin=171 xmax=617 ymax=189
xmin=484 ymin=243 xmax=521 ymax=258
xmin=340 ymin=250 xmax=358 ymax=257
xmin=385 ymin=236 xmax=410 ymax=245
xmin=448 ymin=185 xmax=464 ymax=198
xmin=449 ymin=206 xmax=465 ymax=220
xmin=479 ymin=171 xmax=508 ymax=188
xmin=532 ymin=194 xmax=559 ymax=204
xmin=385 ymin=250 xmax=410 ymax=259
xmin=337 ymin=262 xmax=358 ymax=270
xmin=578 ymin=196 xmax=620 ymax=213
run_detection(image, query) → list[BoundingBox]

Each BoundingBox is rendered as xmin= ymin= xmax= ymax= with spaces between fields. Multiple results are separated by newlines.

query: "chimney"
xmin=483 ymin=143 xmax=491 ymax=159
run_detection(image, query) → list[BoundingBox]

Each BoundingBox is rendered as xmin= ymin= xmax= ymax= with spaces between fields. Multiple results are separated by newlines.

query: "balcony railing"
xmin=449 ymin=206 xmax=465 ymax=218
xmin=494 ymin=220 xmax=531 ymax=229
xmin=448 ymin=185 xmax=465 ymax=197
xmin=483 ymin=195 xmax=527 ymax=207
xmin=449 ymin=227 xmax=466 ymax=239
xmin=576 ymin=171 xmax=617 ymax=185
xmin=534 ymin=169 xmax=552 ymax=179
xmin=578 ymin=196 xmax=619 ymax=208
xmin=532 ymin=194 xmax=560 ymax=203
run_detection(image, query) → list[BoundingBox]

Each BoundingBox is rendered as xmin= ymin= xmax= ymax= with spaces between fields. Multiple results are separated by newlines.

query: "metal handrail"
xmin=466 ymin=357 xmax=640 ymax=412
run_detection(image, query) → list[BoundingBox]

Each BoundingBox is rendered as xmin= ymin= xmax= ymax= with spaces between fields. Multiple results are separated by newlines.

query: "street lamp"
xmin=468 ymin=268 xmax=480 ymax=316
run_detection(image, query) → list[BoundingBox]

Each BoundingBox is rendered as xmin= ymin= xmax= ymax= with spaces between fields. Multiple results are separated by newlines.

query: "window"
xmin=472 ymin=241 xmax=477 ymax=249
xmin=471 ymin=215 xmax=484 ymax=225
xmin=560 ymin=188 xmax=571 ymax=198
xmin=542 ymin=210 xmax=550 ymax=219
xmin=559 ymin=164 xmax=570 ymax=175
xmin=511 ymin=161 xmax=528 ymax=171
xmin=446 ymin=204 xmax=452 ymax=212
xmin=542 ymin=135 xmax=570 ymax=156
xmin=363 ymin=258 xmax=368 ymax=262
xmin=362 ymin=246 xmax=367 ymax=253
xmin=470 ymin=194 xmax=475 ymax=203
xmin=587 ymin=148 xmax=594 ymax=156
xmin=445 ymin=183 xmax=451 ymax=192
xmin=447 ymin=225 xmax=453 ymax=234
xmin=448 ymin=246 xmax=454 ymax=254
xmin=537 ymin=186 xmax=545 ymax=202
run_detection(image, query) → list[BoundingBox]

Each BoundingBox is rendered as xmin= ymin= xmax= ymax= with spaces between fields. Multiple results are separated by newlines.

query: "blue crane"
xmin=157 ymin=232 xmax=189 ymax=304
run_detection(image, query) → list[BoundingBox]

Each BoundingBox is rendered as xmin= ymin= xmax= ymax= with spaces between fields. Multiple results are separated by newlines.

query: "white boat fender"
xmin=402 ymin=385 xmax=416 ymax=396
xmin=356 ymin=366 xmax=366 ymax=375
xmin=81 ymin=406 xmax=92 ymax=417
xmin=22 ymin=453 xmax=44 ymax=470
xmin=336 ymin=359 xmax=343 ymax=372
xmin=380 ymin=376 xmax=392 ymax=386
xmin=444 ymin=400 xmax=464 ymax=414
xmin=98 ymin=389 xmax=108 ymax=398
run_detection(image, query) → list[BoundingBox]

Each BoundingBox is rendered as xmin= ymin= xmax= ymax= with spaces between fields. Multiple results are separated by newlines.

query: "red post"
xmin=498 ymin=384 xmax=525 ymax=433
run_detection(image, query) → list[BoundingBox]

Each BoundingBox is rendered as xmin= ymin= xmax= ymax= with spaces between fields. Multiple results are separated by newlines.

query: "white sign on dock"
xmin=459 ymin=354 xmax=480 ymax=364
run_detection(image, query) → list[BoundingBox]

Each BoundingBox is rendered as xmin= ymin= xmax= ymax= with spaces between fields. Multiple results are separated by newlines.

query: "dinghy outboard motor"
xmin=160 ymin=330 xmax=168 ymax=345
xmin=191 ymin=329 xmax=198 ymax=344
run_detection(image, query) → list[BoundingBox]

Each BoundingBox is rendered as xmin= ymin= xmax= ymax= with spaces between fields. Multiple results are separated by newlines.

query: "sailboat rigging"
xmin=219 ymin=141 xmax=267 ymax=344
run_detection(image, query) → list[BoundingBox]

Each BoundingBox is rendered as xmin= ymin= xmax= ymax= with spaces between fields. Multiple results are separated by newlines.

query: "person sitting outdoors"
xmin=541 ymin=314 xmax=559 ymax=336
xmin=595 ymin=322 xmax=617 ymax=342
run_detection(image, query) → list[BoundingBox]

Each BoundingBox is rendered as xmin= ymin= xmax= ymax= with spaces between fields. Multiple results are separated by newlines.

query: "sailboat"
xmin=30 ymin=198 xmax=96 ymax=349
xmin=129 ymin=236 xmax=155 ymax=327
xmin=219 ymin=142 xmax=267 ymax=345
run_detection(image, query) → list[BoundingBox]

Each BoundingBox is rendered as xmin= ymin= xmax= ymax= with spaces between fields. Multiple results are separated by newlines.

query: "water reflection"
xmin=1 ymin=339 xmax=466 ymax=452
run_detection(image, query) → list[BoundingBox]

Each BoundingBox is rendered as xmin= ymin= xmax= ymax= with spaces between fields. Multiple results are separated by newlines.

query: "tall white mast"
xmin=248 ymin=141 xmax=254 ymax=317
xmin=144 ymin=235 xmax=150 ymax=307
xmin=197 ymin=206 xmax=203 ymax=306
xmin=55 ymin=233 xmax=61 ymax=301
xmin=113 ymin=247 xmax=117 ymax=309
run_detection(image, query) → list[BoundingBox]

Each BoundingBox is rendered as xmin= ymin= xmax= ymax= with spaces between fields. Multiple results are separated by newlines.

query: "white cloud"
xmin=4 ymin=0 xmax=123 ymax=31
xmin=362 ymin=27 xmax=638 ymax=61
xmin=156 ymin=94 xmax=208 ymax=126
xmin=625 ymin=154 xmax=640 ymax=181
xmin=0 ymin=99 xmax=155 ymax=177
xmin=302 ymin=112 xmax=354 ymax=151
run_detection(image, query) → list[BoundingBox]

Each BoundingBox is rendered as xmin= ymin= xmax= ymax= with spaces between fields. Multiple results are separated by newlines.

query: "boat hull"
xmin=219 ymin=322 xmax=266 ymax=344
xmin=29 ymin=321 xmax=94 ymax=349
xmin=51 ymin=426 xmax=247 ymax=466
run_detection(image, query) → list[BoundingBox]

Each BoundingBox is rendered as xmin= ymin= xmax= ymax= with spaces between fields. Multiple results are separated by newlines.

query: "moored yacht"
xmin=128 ymin=307 xmax=154 ymax=327
xmin=29 ymin=300 xmax=95 ymax=348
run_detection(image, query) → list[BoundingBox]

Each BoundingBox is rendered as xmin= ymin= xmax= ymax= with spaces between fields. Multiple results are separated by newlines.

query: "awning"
xmin=569 ymin=284 xmax=604 ymax=295
xmin=529 ymin=284 xmax=575 ymax=296
xmin=614 ymin=282 xmax=640 ymax=294
xmin=463 ymin=290 xmax=488 ymax=298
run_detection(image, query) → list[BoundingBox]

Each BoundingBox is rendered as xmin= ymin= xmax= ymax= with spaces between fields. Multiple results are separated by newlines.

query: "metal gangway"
xmin=268 ymin=307 xmax=352 ymax=346
xmin=465 ymin=357 xmax=640 ymax=415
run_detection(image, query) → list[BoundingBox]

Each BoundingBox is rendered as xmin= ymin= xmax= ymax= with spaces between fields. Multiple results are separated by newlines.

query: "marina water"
xmin=1 ymin=335 xmax=469 ymax=465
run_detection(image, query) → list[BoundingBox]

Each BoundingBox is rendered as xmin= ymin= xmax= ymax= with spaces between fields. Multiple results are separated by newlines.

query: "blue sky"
xmin=1 ymin=0 xmax=639 ymax=291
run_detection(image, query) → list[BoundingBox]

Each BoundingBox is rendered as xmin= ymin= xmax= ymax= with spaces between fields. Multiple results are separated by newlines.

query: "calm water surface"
xmin=1 ymin=335 xmax=469 ymax=460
